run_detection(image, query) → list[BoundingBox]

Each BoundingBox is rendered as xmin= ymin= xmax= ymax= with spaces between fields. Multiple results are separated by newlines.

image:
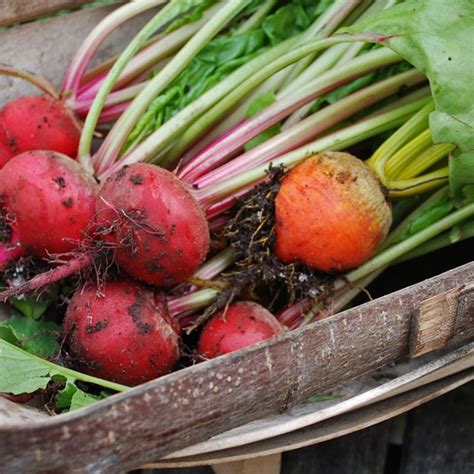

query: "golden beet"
xmin=275 ymin=152 xmax=392 ymax=273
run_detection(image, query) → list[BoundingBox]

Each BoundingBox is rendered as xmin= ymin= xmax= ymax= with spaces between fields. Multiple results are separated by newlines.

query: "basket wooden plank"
xmin=0 ymin=0 xmax=91 ymax=26
xmin=0 ymin=263 xmax=472 ymax=473
xmin=146 ymin=371 xmax=474 ymax=468
xmin=160 ymin=342 xmax=474 ymax=460
xmin=400 ymin=381 xmax=474 ymax=474
xmin=280 ymin=420 xmax=393 ymax=474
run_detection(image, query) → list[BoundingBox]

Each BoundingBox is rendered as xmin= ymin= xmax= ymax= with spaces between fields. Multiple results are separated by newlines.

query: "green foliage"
xmin=345 ymin=0 xmax=474 ymax=204
xmin=126 ymin=0 xmax=335 ymax=150
xmin=0 ymin=315 xmax=60 ymax=359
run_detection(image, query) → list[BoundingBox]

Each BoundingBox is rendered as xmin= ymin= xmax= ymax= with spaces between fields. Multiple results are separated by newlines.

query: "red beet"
xmin=198 ymin=301 xmax=285 ymax=359
xmin=0 ymin=95 xmax=81 ymax=167
xmin=63 ymin=280 xmax=180 ymax=386
xmin=95 ymin=163 xmax=210 ymax=287
xmin=0 ymin=151 xmax=98 ymax=257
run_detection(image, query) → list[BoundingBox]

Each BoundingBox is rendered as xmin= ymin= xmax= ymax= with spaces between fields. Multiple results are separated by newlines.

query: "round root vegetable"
xmin=275 ymin=152 xmax=392 ymax=273
xmin=0 ymin=95 xmax=81 ymax=166
xmin=198 ymin=301 xmax=285 ymax=359
xmin=95 ymin=163 xmax=210 ymax=287
xmin=0 ymin=151 xmax=98 ymax=257
xmin=63 ymin=280 xmax=180 ymax=386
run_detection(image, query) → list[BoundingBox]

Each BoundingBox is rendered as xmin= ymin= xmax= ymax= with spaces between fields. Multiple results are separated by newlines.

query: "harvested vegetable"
xmin=275 ymin=151 xmax=392 ymax=272
xmin=0 ymin=96 xmax=81 ymax=167
xmin=0 ymin=151 xmax=98 ymax=257
xmin=198 ymin=301 xmax=284 ymax=358
xmin=95 ymin=163 xmax=210 ymax=287
xmin=63 ymin=280 xmax=180 ymax=386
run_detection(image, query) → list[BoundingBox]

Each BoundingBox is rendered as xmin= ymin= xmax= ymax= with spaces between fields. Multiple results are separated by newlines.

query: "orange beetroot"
xmin=95 ymin=163 xmax=210 ymax=287
xmin=198 ymin=301 xmax=284 ymax=359
xmin=0 ymin=151 xmax=98 ymax=257
xmin=275 ymin=152 xmax=392 ymax=273
xmin=63 ymin=280 xmax=180 ymax=386
xmin=0 ymin=95 xmax=80 ymax=167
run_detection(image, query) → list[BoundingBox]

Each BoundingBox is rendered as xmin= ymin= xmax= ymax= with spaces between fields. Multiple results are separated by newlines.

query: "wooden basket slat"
xmin=148 ymin=370 xmax=474 ymax=468
xmin=0 ymin=0 xmax=91 ymax=26
xmin=0 ymin=263 xmax=472 ymax=473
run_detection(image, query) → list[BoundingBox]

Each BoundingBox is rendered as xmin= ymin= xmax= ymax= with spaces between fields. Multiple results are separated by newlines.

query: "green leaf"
xmin=307 ymin=392 xmax=340 ymax=402
xmin=0 ymin=339 xmax=64 ymax=394
xmin=70 ymin=389 xmax=108 ymax=411
xmin=0 ymin=315 xmax=60 ymax=359
xmin=10 ymin=298 xmax=49 ymax=320
xmin=344 ymin=0 xmax=474 ymax=203
xmin=0 ymin=339 xmax=129 ymax=399
xmin=56 ymin=383 xmax=109 ymax=411
xmin=126 ymin=0 xmax=332 ymax=147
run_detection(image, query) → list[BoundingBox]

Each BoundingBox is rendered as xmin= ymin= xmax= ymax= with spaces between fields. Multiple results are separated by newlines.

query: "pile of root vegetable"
xmin=1 ymin=0 xmax=473 ymax=412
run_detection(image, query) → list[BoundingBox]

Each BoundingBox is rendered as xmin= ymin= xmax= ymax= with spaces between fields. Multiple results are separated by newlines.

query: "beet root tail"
xmin=0 ymin=254 xmax=93 ymax=302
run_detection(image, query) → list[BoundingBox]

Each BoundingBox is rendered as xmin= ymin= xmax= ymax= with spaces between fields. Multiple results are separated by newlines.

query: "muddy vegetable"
xmin=63 ymin=280 xmax=180 ymax=386
xmin=198 ymin=301 xmax=284 ymax=359
xmin=95 ymin=163 xmax=210 ymax=287
xmin=0 ymin=96 xmax=81 ymax=167
xmin=275 ymin=152 xmax=392 ymax=272
xmin=0 ymin=150 xmax=98 ymax=257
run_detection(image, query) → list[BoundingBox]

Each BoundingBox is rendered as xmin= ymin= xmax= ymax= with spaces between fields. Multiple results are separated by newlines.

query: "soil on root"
xmin=191 ymin=167 xmax=336 ymax=330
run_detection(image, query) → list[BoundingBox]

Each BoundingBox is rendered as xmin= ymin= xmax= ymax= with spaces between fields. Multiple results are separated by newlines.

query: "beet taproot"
xmin=0 ymin=95 xmax=81 ymax=167
xmin=198 ymin=301 xmax=284 ymax=359
xmin=275 ymin=152 xmax=392 ymax=273
xmin=95 ymin=163 xmax=210 ymax=287
xmin=63 ymin=280 xmax=180 ymax=386
xmin=0 ymin=151 xmax=98 ymax=257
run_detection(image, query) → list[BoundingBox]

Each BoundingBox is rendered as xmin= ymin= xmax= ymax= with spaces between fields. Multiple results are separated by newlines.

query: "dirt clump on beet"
xmin=209 ymin=168 xmax=334 ymax=318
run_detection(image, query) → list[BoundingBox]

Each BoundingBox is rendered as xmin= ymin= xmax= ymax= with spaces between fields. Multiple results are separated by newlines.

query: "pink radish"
xmin=0 ymin=226 xmax=26 ymax=271
xmin=0 ymin=96 xmax=81 ymax=167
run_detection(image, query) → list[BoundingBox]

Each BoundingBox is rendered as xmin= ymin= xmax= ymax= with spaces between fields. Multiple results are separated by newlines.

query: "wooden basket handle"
xmin=410 ymin=281 xmax=474 ymax=357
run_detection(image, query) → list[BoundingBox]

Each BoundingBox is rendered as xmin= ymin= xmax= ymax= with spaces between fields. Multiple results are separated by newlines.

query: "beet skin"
xmin=63 ymin=280 xmax=180 ymax=386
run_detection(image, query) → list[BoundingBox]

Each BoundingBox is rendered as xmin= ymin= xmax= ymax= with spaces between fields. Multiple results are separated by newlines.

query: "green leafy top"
xmin=344 ymin=0 xmax=474 ymax=203
xmin=125 ymin=0 xmax=334 ymax=149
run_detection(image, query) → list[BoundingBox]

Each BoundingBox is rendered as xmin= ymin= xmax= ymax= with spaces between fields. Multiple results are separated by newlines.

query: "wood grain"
xmin=147 ymin=371 xmax=474 ymax=468
xmin=0 ymin=263 xmax=472 ymax=473
xmin=0 ymin=0 xmax=91 ymax=26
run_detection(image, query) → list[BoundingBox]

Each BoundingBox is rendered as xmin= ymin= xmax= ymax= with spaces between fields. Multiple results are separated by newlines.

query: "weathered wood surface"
xmin=148 ymin=370 xmax=473 ymax=469
xmin=400 ymin=381 xmax=474 ymax=473
xmin=146 ymin=343 xmax=474 ymax=467
xmin=0 ymin=3 xmax=155 ymax=103
xmin=154 ymin=342 xmax=474 ymax=461
xmin=0 ymin=263 xmax=472 ymax=473
xmin=0 ymin=0 xmax=90 ymax=26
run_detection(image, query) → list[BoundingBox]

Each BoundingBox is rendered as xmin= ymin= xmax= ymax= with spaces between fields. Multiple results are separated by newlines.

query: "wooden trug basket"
xmin=0 ymin=3 xmax=472 ymax=473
